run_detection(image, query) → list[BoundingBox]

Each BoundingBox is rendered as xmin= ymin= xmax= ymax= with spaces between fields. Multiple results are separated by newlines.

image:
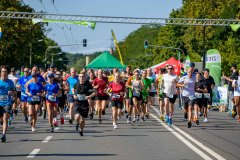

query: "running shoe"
xmin=53 ymin=120 xmax=58 ymax=127
xmin=199 ymin=112 xmax=203 ymax=117
xmin=136 ymin=116 xmax=140 ymax=122
xmin=196 ymin=120 xmax=200 ymax=125
xmin=127 ymin=117 xmax=131 ymax=123
xmin=14 ymin=109 xmax=18 ymax=116
xmin=98 ymin=119 xmax=102 ymax=124
xmin=43 ymin=110 xmax=47 ymax=119
xmin=237 ymin=118 xmax=240 ymax=122
xmin=204 ymin=118 xmax=208 ymax=123
xmin=184 ymin=112 xmax=188 ymax=119
xmin=168 ymin=117 xmax=173 ymax=126
xmin=165 ymin=115 xmax=169 ymax=123
xmin=160 ymin=115 xmax=164 ymax=121
xmin=132 ymin=117 xmax=136 ymax=123
xmin=60 ymin=117 xmax=64 ymax=125
xmin=89 ymin=113 xmax=93 ymax=120
xmin=187 ymin=121 xmax=192 ymax=128
xmin=126 ymin=114 xmax=129 ymax=119
xmin=1 ymin=135 xmax=6 ymax=142
xmin=79 ymin=130 xmax=83 ymax=136
xmin=50 ymin=127 xmax=54 ymax=133
xmin=145 ymin=114 xmax=149 ymax=119
xmin=113 ymin=124 xmax=118 ymax=129
xmin=69 ymin=119 xmax=73 ymax=124
xmin=125 ymin=110 xmax=128 ymax=114
xmin=75 ymin=123 xmax=79 ymax=131
xmin=24 ymin=116 xmax=28 ymax=123
xmin=8 ymin=119 xmax=11 ymax=127
xmin=38 ymin=110 xmax=42 ymax=116
xmin=31 ymin=127 xmax=36 ymax=132
xmin=102 ymin=110 xmax=106 ymax=115
xmin=141 ymin=116 xmax=145 ymax=122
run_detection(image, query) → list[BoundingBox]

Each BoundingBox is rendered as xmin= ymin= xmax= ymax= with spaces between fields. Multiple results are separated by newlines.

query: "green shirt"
xmin=142 ymin=78 xmax=151 ymax=99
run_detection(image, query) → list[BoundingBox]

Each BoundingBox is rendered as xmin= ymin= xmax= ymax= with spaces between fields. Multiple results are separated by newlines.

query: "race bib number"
xmin=195 ymin=93 xmax=202 ymax=99
xmin=48 ymin=95 xmax=56 ymax=102
xmin=31 ymin=96 xmax=40 ymax=102
xmin=166 ymin=93 xmax=173 ymax=98
xmin=189 ymin=95 xmax=195 ymax=100
xmin=0 ymin=95 xmax=8 ymax=101
xmin=204 ymin=93 xmax=210 ymax=99
xmin=133 ymin=91 xmax=140 ymax=97
xmin=112 ymin=94 xmax=120 ymax=99
xmin=76 ymin=94 xmax=86 ymax=101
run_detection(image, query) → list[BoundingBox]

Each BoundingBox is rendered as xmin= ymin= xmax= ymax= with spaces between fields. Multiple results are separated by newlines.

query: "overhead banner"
xmin=205 ymin=49 xmax=221 ymax=86
xmin=32 ymin=19 xmax=96 ymax=30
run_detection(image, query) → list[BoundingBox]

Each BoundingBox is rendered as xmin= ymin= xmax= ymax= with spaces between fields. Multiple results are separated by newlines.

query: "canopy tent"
xmin=154 ymin=57 xmax=183 ymax=75
xmin=150 ymin=61 xmax=165 ymax=71
xmin=86 ymin=51 xmax=126 ymax=68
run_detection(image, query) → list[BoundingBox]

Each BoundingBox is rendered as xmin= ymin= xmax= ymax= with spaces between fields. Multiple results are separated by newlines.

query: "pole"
xmin=29 ymin=42 xmax=32 ymax=68
xmin=202 ymin=26 xmax=206 ymax=70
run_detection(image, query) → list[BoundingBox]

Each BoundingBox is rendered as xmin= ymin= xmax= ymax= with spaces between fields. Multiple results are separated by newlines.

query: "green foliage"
xmin=118 ymin=0 xmax=240 ymax=74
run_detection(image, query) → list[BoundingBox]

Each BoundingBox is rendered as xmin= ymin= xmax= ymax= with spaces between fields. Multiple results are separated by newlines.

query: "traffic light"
xmin=83 ymin=39 xmax=87 ymax=47
xmin=144 ymin=40 xmax=148 ymax=49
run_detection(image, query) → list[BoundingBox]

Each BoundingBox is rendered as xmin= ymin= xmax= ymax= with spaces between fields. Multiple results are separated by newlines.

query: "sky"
xmin=23 ymin=0 xmax=182 ymax=54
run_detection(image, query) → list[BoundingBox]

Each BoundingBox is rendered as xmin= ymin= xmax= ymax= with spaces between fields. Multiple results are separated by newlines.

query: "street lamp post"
xmin=51 ymin=52 xmax=62 ymax=64
xmin=30 ymin=39 xmax=43 ymax=68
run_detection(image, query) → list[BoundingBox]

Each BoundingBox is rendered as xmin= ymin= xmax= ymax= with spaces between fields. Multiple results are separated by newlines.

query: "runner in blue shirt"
xmin=16 ymin=67 xmax=30 ymax=122
xmin=25 ymin=73 xmax=44 ymax=132
xmin=65 ymin=67 xmax=78 ymax=124
xmin=0 ymin=66 xmax=15 ymax=142
xmin=44 ymin=74 xmax=60 ymax=132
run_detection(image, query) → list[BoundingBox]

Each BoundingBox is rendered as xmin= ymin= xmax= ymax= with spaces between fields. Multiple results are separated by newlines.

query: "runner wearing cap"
xmin=44 ymin=73 xmax=60 ymax=132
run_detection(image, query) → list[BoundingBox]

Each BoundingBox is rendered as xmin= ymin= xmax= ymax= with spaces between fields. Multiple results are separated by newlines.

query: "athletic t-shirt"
xmin=142 ymin=78 xmax=151 ymax=99
xmin=92 ymin=77 xmax=108 ymax=96
xmin=179 ymin=75 xmax=196 ymax=97
xmin=233 ymin=76 xmax=240 ymax=96
xmin=0 ymin=79 xmax=15 ymax=106
xmin=163 ymin=73 xmax=179 ymax=95
xmin=27 ymin=82 xmax=43 ymax=102
xmin=108 ymin=81 xmax=125 ymax=101
xmin=74 ymin=81 xmax=92 ymax=102
xmin=67 ymin=76 xmax=79 ymax=95
xmin=17 ymin=76 xmax=29 ymax=93
xmin=44 ymin=83 xmax=60 ymax=102
xmin=147 ymin=75 xmax=156 ymax=92
xmin=203 ymin=76 xmax=215 ymax=93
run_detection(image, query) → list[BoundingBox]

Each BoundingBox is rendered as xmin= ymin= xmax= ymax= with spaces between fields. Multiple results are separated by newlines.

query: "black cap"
xmin=32 ymin=73 xmax=38 ymax=77
xmin=48 ymin=73 xmax=54 ymax=78
xmin=203 ymin=68 xmax=209 ymax=72
xmin=190 ymin=62 xmax=195 ymax=67
xmin=50 ymin=64 xmax=55 ymax=68
xmin=232 ymin=64 xmax=237 ymax=68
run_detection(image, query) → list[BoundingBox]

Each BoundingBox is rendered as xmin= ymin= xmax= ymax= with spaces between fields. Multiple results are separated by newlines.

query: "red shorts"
xmin=46 ymin=100 xmax=58 ymax=107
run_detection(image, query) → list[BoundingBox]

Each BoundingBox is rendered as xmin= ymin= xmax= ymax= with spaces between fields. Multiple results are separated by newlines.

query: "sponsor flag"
xmin=111 ymin=30 xmax=124 ymax=65
xmin=205 ymin=49 xmax=221 ymax=86
xmin=230 ymin=24 xmax=240 ymax=32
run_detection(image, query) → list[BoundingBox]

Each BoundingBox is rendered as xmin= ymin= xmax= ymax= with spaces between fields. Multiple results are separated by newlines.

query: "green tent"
xmin=86 ymin=51 xmax=126 ymax=68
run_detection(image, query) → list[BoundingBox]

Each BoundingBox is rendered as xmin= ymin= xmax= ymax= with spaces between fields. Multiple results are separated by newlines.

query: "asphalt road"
xmin=0 ymin=105 xmax=239 ymax=160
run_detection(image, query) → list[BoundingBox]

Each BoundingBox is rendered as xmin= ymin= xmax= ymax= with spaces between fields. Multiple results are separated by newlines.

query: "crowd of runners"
xmin=0 ymin=62 xmax=239 ymax=142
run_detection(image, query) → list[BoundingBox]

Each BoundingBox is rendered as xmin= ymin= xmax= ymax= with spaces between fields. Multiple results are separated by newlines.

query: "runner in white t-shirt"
xmin=162 ymin=65 xmax=179 ymax=125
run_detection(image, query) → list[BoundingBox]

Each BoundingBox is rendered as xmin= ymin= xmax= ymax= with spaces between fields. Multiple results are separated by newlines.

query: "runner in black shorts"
xmin=72 ymin=71 xmax=96 ymax=136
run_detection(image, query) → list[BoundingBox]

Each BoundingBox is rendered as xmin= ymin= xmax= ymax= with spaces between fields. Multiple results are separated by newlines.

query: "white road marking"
xmin=42 ymin=136 xmax=52 ymax=143
xmin=151 ymin=114 xmax=213 ymax=160
xmin=27 ymin=149 xmax=40 ymax=158
xmin=151 ymin=106 xmax=226 ymax=160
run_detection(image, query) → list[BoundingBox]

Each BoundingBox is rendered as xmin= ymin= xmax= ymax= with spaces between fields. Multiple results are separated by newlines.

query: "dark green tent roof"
xmin=86 ymin=51 xmax=126 ymax=68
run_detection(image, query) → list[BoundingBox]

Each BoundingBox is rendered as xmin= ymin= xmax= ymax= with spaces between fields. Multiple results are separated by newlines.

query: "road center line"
xmin=151 ymin=106 xmax=226 ymax=160
xmin=27 ymin=149 xmax=40 ymax=158
xmin=42 ymin=136 xmax=52 ymax=143
xmin=150 ymin=113 xmax=213 ymax=160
